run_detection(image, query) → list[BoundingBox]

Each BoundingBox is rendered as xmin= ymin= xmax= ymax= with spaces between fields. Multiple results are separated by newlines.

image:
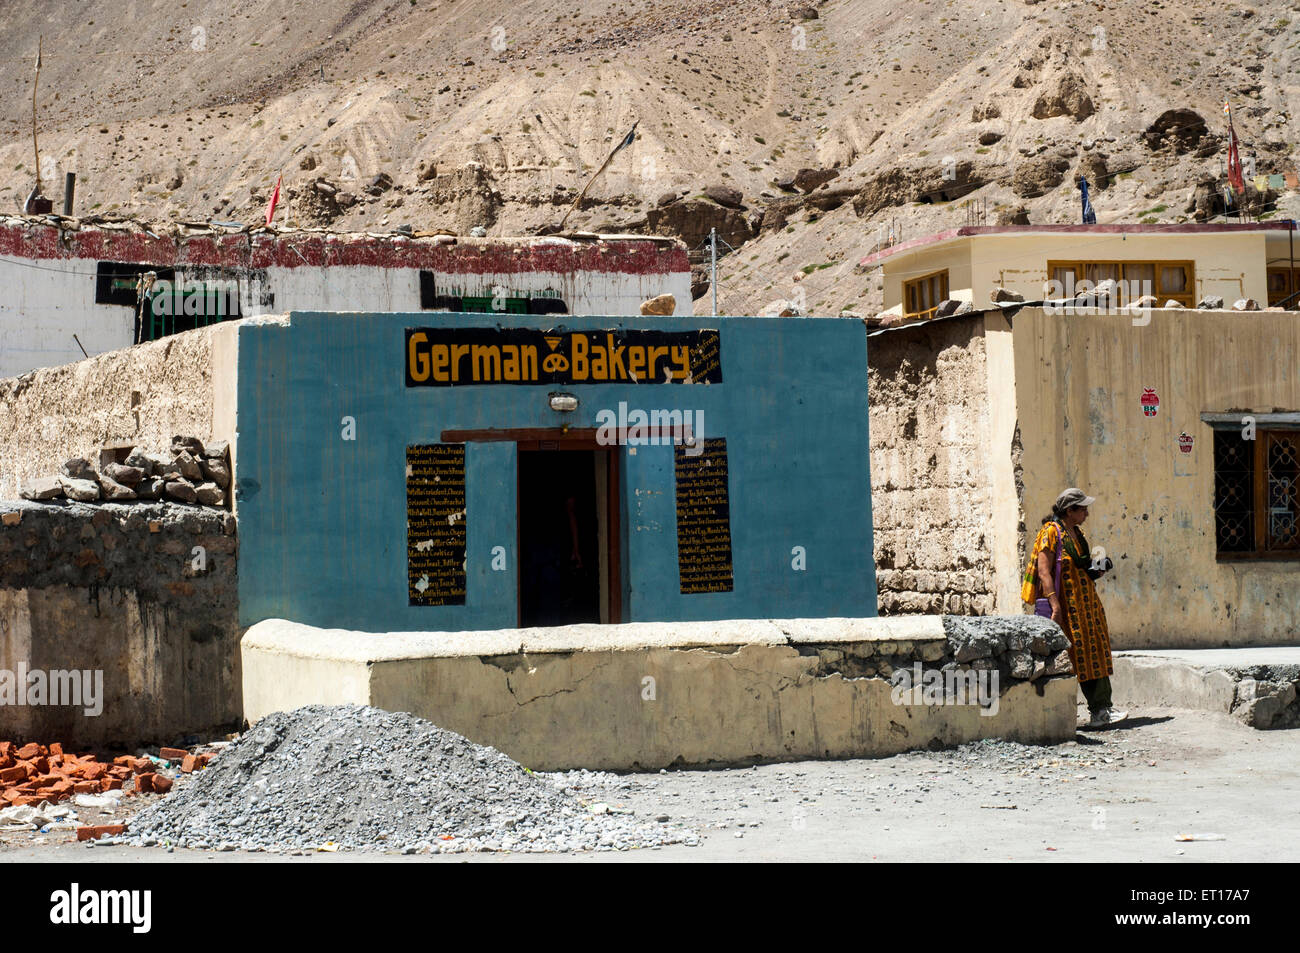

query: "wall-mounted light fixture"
xmin=548 ymin=392 xmax=579 ymax=412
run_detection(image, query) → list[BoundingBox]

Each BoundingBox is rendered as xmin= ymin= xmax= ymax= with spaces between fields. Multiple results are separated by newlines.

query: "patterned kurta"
xmin=1022 ymin=520 xmax=1113 ymax=682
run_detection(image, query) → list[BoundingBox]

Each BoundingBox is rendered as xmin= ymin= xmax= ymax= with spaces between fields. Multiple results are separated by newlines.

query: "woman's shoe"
xmin=1088 ymin=707 xmax=1128 ymax=727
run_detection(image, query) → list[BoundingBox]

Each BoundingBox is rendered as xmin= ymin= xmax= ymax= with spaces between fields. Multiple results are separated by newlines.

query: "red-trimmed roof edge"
xmin=0 ymin=220 xmax=689 ymax=276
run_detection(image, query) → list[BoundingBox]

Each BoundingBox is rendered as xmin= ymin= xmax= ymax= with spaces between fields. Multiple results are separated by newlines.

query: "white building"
xmin=0 ymin=218 xmax=691 ymax=378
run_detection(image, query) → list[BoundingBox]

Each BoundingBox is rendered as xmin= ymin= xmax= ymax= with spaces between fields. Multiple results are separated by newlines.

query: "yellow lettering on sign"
xmin=647 ymin=345 xmax=667 ymax=380
xmin=408 ymin=332 xmax=430 ymax=382
xmin=471 ymin=345 xmax=501 ymax=382
xmin=450 ymin=344 xmax=471 ymax=382
xmin=628 ymin=345 xmax=646 ymax=381
xmin=431 ymin=344 xmax=450 ymax=382
xmin=502 ymin=344 xmax=520 ymax=381
xmin=520 ymin=345 xmax=538 ymax=381
xmin=571 ymin=334 xmax=589 ymax=381
xmin=670 ymin=344 xmax=690 ymax=381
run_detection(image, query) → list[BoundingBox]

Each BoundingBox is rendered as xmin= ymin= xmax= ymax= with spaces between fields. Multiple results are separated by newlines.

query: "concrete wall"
xmin=0 ymin=221 xmax=691 ymax=377
xmin=0 ymin=322 xmax=238 ymax=500
xmin=880 ymin=240 xmax=973 ymax=317
xmin=0 ymin=501 xmax=241 ymax=745
xmin=972 ymin=231 xmax=1268 ymax=306
xmin=880 ymin=230 xmax=1271 ymax=314
xmin=242 ymin=616 xmax=1077 ymax=770
xmin=235 ymin=312 xmax=876 ymax=631
xmin=868 ymin=313 xmax=1013 ymax=615
xmin=1013 ymin=306 xmax=1300 ymax=648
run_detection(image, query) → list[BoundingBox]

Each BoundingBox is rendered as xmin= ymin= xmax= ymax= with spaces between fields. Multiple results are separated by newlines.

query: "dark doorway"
xmin=518 ymin=448 xmax=604 ymax=627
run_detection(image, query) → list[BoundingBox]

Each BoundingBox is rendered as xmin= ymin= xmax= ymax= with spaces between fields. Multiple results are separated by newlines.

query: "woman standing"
xmin=1022 ymin=488 xmax=1128 ymax=728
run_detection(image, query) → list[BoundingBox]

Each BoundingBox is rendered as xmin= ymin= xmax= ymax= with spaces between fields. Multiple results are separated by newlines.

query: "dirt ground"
xmin=3 ymin=705 xmax=1296 ymax=863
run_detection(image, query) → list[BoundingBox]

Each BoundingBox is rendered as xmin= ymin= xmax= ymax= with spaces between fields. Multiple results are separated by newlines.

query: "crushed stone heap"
xmin=123 ymin=704 xmax=697 ymax=853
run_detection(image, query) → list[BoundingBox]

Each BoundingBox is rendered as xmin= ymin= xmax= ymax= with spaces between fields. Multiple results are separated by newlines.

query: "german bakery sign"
xmin=406 ymin=327 xmax=722 ymax=386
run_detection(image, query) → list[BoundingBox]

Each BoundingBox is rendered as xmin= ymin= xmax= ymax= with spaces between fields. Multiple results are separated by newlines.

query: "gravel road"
xmin=4 ymin=706 xmax=1296 ymax=862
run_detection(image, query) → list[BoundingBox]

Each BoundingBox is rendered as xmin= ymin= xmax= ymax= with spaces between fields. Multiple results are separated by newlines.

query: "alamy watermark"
xmin=595 ymin=401 xmax=704 ymax=456
xmin=890 ymin=662 xmax=1000 ymax=717
xmin=1043 ymin=275 xmax=1155 ymax=326
xmin=146 ymin=278 xmax=241 ymax=317
xmin=0 ymin=664 xmax=103 ymax=716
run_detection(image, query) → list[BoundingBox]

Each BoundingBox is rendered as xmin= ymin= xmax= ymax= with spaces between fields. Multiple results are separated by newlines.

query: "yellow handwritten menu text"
xmin=675 ymin=438 xmax=734 ymax=594
xmin=407 ymin=444 xmax=467 ymax=606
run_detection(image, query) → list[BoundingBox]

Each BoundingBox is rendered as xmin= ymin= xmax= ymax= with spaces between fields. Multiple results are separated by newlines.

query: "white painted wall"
xmin=0 ymin=256 xmax=692 ymax=378
xmin=0 ymin=257 xmax=134 ymax=378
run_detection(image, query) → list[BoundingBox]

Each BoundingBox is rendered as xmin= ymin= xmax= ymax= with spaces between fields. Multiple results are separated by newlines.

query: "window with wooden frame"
xmin=1266 ymin=268 xmax=1300 ymax=308
xmin=1211 ymin=422 xmax=1300 ymax=559
xmin=902 ymin=269 xmax=949 ymax=320
xmin=1047 ymin=260 xmax=1195 ymax=308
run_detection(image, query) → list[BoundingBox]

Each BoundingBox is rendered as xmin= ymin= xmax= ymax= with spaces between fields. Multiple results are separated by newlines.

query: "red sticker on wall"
xmin=1141 ymin=388 xmax=1160 ymax=417
xmin=1178 ymin=432 xmax=1194 ymax=453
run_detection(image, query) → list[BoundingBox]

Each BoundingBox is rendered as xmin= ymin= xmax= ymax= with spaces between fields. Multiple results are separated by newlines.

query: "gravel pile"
xmin=122 ymin=704 xmax=698 ymax=854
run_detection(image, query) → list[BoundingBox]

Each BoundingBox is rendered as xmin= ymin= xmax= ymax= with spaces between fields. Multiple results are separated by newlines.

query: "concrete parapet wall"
xmin=1114 ymin=648 xmax=1300 ymax=729
xmin=0 ymin=500 xmax=242 ymax=745
xmin=243 ymin=615 xmax=1076 ymax=770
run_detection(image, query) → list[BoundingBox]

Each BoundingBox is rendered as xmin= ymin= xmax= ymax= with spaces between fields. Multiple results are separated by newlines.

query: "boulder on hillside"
xmin=1078 ymin=151 xmax=1109 ymax=190
xmin=1031 ymin=72 xmax=1095 ymax=121
xmin=704 ymin=184 xmax=745 ymax=209
xmin=803 ymin=187 xmax=855 ymax=213
xmin=1011 ymin=153 xmax=1072 ymax=198
xmin=690 ymin=265 xmax=711 ymax=301
xmin=853 ymin=160 xmax=992 ymax=218
xmin=759 ymin=196 xmax=805 ymax=234
xmin=1144 ymin=108 xmax=1208 ymax=153
xmin=997 ymin=205 xmax=1031 ymax=225
xmin=647 ymin=198 xmax=754 ymax=249
xmin=793 ymin=167 xmax=839 ymax=193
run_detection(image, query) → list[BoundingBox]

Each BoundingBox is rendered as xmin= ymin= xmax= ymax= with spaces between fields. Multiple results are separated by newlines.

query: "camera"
xmin=1087 ymin=556 xmax=1113 ymax=580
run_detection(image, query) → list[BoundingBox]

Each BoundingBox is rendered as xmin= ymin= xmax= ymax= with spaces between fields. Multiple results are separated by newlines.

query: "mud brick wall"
xmin=0 ymin=322 xmax=236 ymax=500
xmin=0 ymin=500 xmax=241 ymax=746
xmin=868 ymin=315 xmax=1000 ymax=615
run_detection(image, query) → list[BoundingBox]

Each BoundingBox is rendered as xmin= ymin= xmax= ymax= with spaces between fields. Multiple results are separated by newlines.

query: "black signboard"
xmin=406 ymin=444 xmax=467 ymax=606
xmin=675 ymin=438 xmax=734 ymax=594
xmin=405 ymin=327 xmax=723 ymax=386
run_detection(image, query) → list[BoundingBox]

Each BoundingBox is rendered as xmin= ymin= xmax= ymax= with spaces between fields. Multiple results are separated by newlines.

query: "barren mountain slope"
xmin=0 ymin=0 xmax=1295 ymax=315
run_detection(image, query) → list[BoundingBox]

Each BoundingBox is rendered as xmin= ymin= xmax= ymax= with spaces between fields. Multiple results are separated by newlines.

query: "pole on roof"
xmin=710 ymin=227 xmax=718 ymax=317
xmin=31 ymin=36 xmax=42 ymax=196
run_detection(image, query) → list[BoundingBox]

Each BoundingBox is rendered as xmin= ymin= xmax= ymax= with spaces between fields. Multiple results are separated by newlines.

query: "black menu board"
xmin=675 ymin=438 xmax=734 ymax=593
xmin=406 ymin=444 xmax=467 ymax=606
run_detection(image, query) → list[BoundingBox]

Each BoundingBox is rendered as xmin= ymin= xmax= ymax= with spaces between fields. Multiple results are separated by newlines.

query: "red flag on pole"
xmin=265 ymin=174 xmax=282 ymax=227
xmin=1225 ymin=103 xmax=1245 ymax=199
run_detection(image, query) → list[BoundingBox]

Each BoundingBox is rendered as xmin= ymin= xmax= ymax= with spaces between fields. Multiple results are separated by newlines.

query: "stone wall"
xmin=0 ymin=322 xmax=237 ymax=500
xmin=0 ymin=500 xmax=241 ymax=746
xmin=868 ymin=315 xmax=1000 ymax=615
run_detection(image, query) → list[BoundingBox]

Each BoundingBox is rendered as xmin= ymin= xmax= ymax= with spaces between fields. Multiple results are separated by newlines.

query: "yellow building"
xmin=861 ymin=223 xmax=1300 ymax=320
xmin=867 ymin=303 xmax=1300 ymax=649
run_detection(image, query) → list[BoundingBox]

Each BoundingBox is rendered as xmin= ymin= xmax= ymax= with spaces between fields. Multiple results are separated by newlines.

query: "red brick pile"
xmin=0 ymin=742 xmax=213 ymax=808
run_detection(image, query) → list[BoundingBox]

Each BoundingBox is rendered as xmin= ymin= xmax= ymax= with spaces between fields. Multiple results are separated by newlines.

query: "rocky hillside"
xmin=0 ymin=0 xmax=1295 ymax=316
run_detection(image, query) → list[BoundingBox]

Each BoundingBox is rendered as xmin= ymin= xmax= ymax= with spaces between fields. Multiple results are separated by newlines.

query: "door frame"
xmin=443 ymin=428 xmax=621 ymax=625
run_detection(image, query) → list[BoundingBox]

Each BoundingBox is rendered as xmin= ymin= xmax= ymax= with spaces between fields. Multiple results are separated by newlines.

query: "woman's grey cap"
xmin=1056 ymin=487 xmax=1096 ymax=510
